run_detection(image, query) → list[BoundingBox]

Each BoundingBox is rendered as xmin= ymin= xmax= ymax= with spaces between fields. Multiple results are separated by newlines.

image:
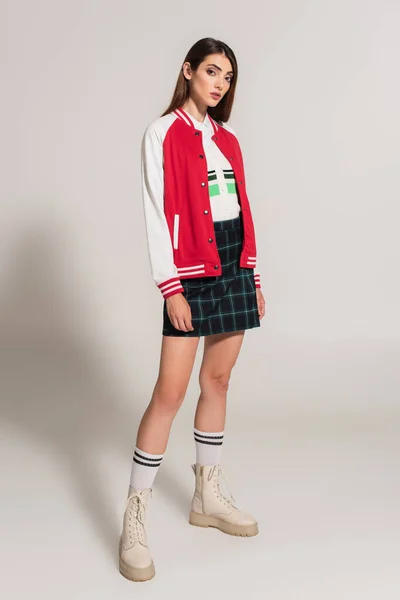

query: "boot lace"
xmin=208 ymin=465 xmax=237 ymax=508
xmin=125 ymin=489 xmax=150 ymax=545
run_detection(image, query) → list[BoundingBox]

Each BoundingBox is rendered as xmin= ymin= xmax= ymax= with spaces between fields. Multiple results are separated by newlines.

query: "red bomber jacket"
xmin=141 ymin=107 xmax=261 ymax=299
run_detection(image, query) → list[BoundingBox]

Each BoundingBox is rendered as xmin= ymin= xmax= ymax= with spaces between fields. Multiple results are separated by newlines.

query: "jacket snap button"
xmin=195 ymin=131 xmax=200 ymax=136
xmin=229 ymin=156 xmax=233 ymax=160
xmin=239 ymin=181 xmax=243 ymax=184
xmin=201 ymin=182 xmax=206 ymax=187
xmin=204 ymin=210 xmax=209 ymax=214
xmin=199 ymin=154 xmax=204 ymax=159
xmin=214 ymin=265 xmax=219 ymax=270
xmin=208 ymin=238 xmax=213 ymax=243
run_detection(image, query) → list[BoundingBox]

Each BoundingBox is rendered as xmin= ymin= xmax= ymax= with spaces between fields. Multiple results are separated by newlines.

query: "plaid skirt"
xmin=162 ymin=215 xmax=260 ymax=337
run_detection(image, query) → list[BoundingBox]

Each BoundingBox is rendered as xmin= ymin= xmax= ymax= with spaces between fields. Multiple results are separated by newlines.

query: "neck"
xmin=181 ymin=98 xmax=207 ymax=123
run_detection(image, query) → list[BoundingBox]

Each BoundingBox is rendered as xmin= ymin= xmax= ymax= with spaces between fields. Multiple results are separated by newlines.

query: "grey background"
xmin=1 ymin=1 xmax=399 ymax=598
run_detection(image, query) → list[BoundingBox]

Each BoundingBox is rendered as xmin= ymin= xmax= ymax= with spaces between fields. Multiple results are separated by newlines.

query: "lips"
xmin=210 ymin=93 xmax=221 ymax=99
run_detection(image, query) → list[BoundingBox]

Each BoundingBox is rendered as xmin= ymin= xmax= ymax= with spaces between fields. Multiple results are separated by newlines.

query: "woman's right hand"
xmin=166 ymin=293 xmax=194 ymax=332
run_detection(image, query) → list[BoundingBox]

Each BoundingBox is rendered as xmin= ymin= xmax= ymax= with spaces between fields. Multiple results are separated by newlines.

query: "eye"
xmin=226 ymin=76 xmax=233 ymax=84
xmin=207 ymin=68 xmax=216 ymax=76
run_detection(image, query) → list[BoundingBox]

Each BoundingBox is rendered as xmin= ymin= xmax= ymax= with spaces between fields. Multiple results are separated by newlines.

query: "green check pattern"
xmin=162 ymin=216 xmax=260 ymax=337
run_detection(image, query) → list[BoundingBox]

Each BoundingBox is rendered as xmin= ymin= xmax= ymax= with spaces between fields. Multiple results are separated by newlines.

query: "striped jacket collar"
xmin=173 ymin=107 xmax=219 ymax=135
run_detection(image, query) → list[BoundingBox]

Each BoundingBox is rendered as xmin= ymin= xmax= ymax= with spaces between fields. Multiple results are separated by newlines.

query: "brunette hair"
xmin=161 ymin=37 xmax=238 ymax=124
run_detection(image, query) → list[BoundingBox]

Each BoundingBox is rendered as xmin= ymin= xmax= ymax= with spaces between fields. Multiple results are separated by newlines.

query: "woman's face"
xmin=183 ymin=53 xmax=234 ymax=108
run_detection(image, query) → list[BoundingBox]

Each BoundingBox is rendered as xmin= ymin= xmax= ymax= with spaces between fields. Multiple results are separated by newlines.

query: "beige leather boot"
xmin=119 ymin=487 xmax=155 ymax=582
xmin=189 ymin=464 xmax=259 ymax=537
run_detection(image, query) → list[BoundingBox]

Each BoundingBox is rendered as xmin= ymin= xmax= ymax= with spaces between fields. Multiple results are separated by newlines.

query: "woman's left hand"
xmin=256 ymin=289 xmax=266 ymax=320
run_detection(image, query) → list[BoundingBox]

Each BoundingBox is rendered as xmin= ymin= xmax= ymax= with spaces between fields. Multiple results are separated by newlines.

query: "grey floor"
xmin=1 ymin=339 xmax=399 ymax=600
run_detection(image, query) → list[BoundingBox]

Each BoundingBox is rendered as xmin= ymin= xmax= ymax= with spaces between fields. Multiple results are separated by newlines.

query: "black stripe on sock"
xmin=133 ymin=457 xmax=162 ymax=467
xmin=194 ymin=438 xmax=223 ymax=446
xmin=134 ymin=450 xmax=163 ymax=462
xmin=194 ymin=433 xmax=224 ymax=440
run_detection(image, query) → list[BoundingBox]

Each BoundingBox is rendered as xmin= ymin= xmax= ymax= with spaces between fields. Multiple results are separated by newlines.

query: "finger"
xmin=169 ymin=311 xmax=181 ymax=331
xmin=183 ymin=303 xmax=194 ymax=330
xmin=177 ymin=317 xmax=188 ymax=332
xmin=171 ymin=316 xmax=180 ymax=330
xmin=185 ymin=314 xmax=194 ymax=331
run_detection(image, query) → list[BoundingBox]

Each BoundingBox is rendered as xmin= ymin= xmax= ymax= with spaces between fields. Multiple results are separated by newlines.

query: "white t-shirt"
xmin=186 ymin=112 xmax=242 ymax=222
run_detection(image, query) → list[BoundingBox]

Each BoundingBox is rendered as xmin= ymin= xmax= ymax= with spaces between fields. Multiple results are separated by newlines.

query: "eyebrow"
xmin=206 ymin=63 xmax=234 ymax=76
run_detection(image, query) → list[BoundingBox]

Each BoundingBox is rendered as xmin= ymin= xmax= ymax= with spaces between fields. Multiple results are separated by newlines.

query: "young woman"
xmin=119 ymin=37 xmax=266 ymax=582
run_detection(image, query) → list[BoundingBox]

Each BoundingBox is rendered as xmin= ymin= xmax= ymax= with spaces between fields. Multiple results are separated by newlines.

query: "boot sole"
xmin=189 ymin=511 xmax=259 ymax=537
xmin=119 ymin=557 xmax=155 ymax=582
xmin=119 ymin=540 xmax=155 ymax=582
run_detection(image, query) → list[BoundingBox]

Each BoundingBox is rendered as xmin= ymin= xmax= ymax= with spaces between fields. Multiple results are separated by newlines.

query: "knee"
xmin=199 ymin=370 xmax=231 ymax=396
xmin=151 ymin=382 xmax=185 ymax=415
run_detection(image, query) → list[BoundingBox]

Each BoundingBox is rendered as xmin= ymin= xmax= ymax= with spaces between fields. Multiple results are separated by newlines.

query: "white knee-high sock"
xmin=129 ymin=447 xmax=164 ymax=490
xmin=194 ymin=427 xmax=224 ymax=466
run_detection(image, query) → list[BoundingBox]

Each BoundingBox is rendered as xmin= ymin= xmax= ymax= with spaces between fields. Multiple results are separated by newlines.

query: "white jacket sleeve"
xmin=223 ymin=122 xmax=262 ymax=290
xmin=141 ymin=123 xmax=184 ymax=299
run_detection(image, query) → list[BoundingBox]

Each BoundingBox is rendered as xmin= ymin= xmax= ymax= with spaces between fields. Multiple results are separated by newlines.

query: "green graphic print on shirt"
xmin=208 ymin=169 xmax=238 ymax=197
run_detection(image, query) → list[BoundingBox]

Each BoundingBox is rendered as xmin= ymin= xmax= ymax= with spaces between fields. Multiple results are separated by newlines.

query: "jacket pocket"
xmin=173 ymin=214 xmax=180 ymax=249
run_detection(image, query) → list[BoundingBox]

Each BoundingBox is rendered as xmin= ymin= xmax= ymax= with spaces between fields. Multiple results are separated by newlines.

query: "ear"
xmin=182 ymin=61 xmax=192 ymax=81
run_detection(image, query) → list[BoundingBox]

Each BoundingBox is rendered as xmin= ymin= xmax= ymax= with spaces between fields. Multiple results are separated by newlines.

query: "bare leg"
xmin=120 ymin=336 xmax=200 ymax=581
xmin=136 ymin=335 xmax=200 ymax=454
xmin=188 ymin=330 xmax=259 ymax=537
xmin=195 ymin=331 xmax=245 ymax=432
